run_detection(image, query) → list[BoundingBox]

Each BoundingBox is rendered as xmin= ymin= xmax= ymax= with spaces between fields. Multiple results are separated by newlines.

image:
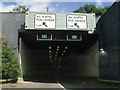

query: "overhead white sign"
xmin=67 ymin=15 xmax=87 ymax=29
xmin=35 ymin=14 xmax=56 ymax=29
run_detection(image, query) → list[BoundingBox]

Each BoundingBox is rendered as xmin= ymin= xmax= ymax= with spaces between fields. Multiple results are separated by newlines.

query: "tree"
xmin=73 ymin=4 xmax=110 ymax=16
xmin=1 ymin=42 xmax=20 ymax=82
xmin=73 ymin=4 xmax=96 ymax=13
xmin=12 ymin=5 xmax=29 ymax=13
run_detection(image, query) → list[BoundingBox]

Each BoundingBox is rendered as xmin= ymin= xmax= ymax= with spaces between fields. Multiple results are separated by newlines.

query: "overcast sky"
xmin=0 ymin=0 xmax=116 ymax=12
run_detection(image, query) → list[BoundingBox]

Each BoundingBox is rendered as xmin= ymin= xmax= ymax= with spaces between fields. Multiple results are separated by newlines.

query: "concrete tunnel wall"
xmin=97 ymin=1 xmax=120 ymax=80
xmin=20 ymin=39 xmax=54 ymax=79
xmin=62 ymin=42 xmax=99 ymax=78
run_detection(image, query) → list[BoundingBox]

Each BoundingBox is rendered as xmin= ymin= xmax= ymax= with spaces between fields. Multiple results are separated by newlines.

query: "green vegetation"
xmin=73 ymin=4 xmax=110 ymax=16
xmin=11 ymin=5 xmax=29 ymax=13
xmin=1 ymin=42 xmax=20 ymax=82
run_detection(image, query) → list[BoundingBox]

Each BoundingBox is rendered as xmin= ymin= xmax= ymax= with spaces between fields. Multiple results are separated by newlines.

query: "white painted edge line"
xmin=57 ymin=82 xmax=66 ymax=90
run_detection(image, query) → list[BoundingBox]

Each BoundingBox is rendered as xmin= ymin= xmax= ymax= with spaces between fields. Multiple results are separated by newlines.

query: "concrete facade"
xmin=25 ymin=12 xmax=96 ymax=34
xmin=1 ymin=12 xmax=25 ymax=56
xmin=1 ymin=12 xmax=99 ymax=81
xmin=97 ymin=2 xmax=120 ymax=80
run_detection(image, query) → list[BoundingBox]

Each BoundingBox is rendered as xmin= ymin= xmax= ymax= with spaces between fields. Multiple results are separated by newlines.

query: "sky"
xmin=0 ymin=0 xmax=116 ymax=12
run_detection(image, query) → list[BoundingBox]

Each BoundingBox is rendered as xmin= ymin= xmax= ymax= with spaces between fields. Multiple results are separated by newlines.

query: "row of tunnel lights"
xmin=49 ymin=46 xmax=68 ymax=68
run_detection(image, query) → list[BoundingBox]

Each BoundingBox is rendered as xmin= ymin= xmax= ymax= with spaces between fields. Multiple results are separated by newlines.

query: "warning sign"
xmin=67 ymin=15 xmax=87 ymax=29
xmin=35 ymin=14 xmax=56 ymax=29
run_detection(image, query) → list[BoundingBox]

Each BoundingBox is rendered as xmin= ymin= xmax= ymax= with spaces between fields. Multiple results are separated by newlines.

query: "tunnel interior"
xmin=19 ymin=31 xmax=99 ymax=82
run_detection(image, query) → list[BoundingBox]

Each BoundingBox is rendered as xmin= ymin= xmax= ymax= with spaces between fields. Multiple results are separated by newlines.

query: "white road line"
xmin=57 ymin=81 xmax=66 ymax=90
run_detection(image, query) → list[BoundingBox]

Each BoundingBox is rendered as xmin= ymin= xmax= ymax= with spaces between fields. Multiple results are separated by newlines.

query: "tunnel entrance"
xmin=19 ymin=31 xmax=99 ymax=82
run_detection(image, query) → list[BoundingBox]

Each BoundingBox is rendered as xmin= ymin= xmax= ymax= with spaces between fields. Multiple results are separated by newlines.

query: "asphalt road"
xmin=1 ymin=78 xmax=120 ymax=90
xmin=1 ymin=81 xmax=65 ymax=90
xmin=58 ymin=78 xmax=120 ymax=90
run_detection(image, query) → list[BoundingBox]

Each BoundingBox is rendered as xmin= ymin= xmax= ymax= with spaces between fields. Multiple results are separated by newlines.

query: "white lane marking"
xmin=57 ymin=81 xmax=66 ymax=90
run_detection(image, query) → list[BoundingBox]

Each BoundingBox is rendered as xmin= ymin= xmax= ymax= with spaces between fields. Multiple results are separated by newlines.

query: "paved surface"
xmin=1 ymin=81 xmax=65 ymax=90
xmin=1 ymin=78 xmax=120 ymax=90
xmin=58 ymin=78 xmax=120 ymax=90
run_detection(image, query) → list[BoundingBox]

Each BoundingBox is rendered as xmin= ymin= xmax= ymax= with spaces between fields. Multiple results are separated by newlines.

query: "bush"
xmin=1 ymin=41 xmax=20 ymax=82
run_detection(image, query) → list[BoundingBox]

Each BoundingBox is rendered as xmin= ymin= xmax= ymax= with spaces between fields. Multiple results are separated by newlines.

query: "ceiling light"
xmin=65 ymin=47 xmax=68 ymax=49
xmin=57 ymin=46 xmax=59 ymax=49
xmin=49 ymin=46 xmax=51 ymax=49
xmin=57 ymin=49 xmax=59 ymax=51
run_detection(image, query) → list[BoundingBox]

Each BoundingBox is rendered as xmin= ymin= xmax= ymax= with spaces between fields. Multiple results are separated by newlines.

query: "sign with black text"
xmin=35 ymin=14 xmax=56 ymax=29
xmin=67 ymin=15 xmax=87 ymax=29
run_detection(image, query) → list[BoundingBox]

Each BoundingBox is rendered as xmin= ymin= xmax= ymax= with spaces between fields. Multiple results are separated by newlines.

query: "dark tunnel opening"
xmin=19 ymin=31 xmax=99 ymax=82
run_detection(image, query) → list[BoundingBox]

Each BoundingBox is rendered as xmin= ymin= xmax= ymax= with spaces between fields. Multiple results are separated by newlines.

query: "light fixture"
xmin=57 ymin=46 xmax=59 ymax=51
xmin=65 ymin=47 xmax=68 ymax=49
xmin=57 ymin=49 xmax=59 ymax=51
xmin=100 ymin=48 xmax=105 ymax=53
xmin=49 ymin=51 xmax=51 ymax=53
xmin=63 ymin=51 xmax=65 ymax=53
xmin=49 ymin=46 xmax=51 ymax=49
xmin=41 ymin=34 xmax=47 ymax=39
xmin=72 ymin=35 xmax=77 ymax=39
xmin=57 ymin=46 xmax=59 ymax=49
xmin=58 ymin=58 xmax=62 ymax=65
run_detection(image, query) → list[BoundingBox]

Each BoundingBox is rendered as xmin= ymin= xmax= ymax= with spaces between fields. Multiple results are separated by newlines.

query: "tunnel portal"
xmin=19 ymin=31 xmax=99 ymax=81
xmin=1 ymin=12 xmax=99 ymax=82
